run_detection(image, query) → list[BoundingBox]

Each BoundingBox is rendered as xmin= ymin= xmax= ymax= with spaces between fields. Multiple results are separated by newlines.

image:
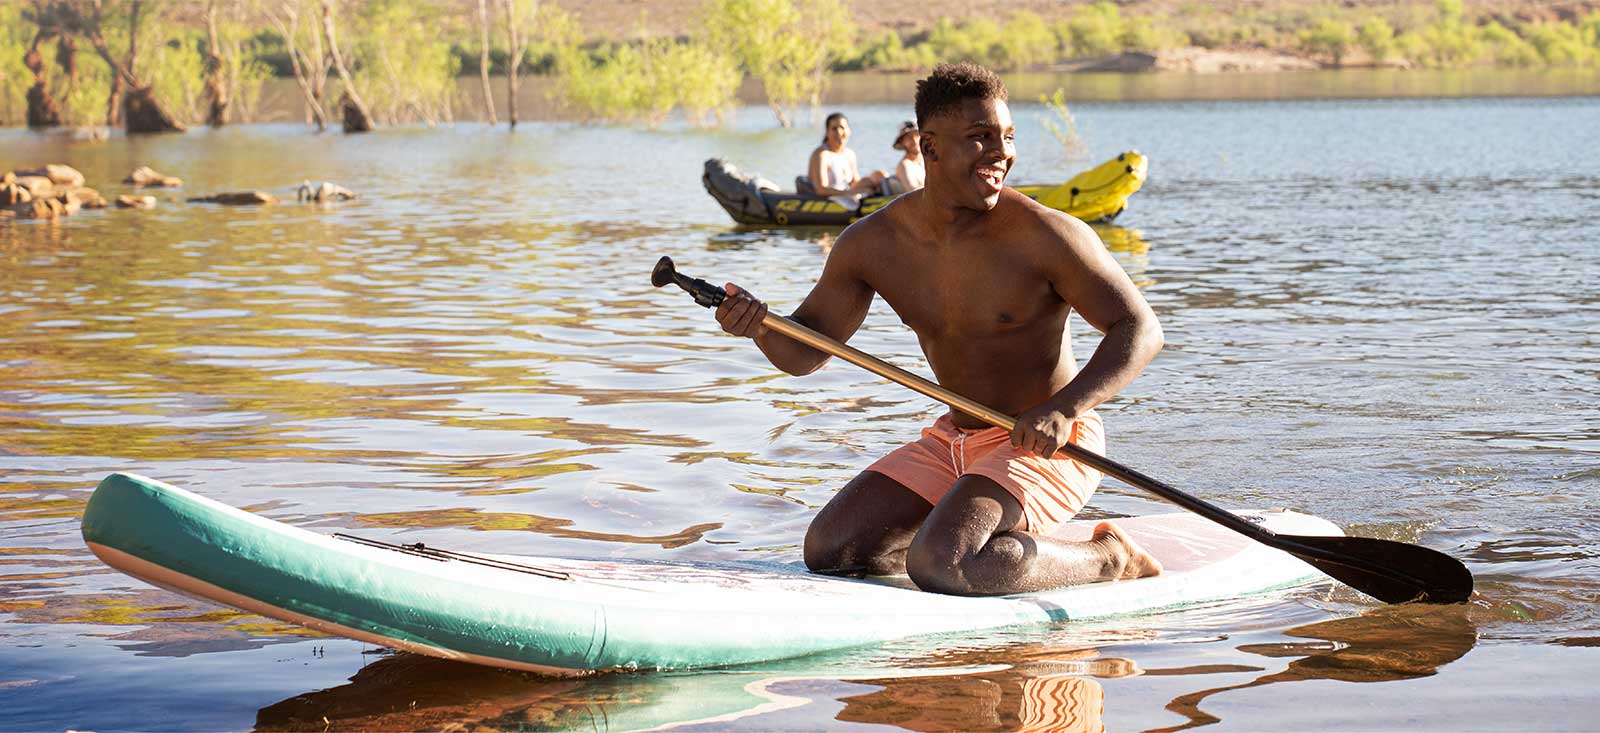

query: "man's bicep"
xmin=791 ymin=241 xmax=875 ymax=343
xmin=1052 ymin=219 xmax=1153 ymax=333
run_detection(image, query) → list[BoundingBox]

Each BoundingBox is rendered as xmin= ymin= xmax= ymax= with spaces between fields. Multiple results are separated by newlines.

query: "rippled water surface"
xmin=2 ymin=90 xmax=1597 ymax=732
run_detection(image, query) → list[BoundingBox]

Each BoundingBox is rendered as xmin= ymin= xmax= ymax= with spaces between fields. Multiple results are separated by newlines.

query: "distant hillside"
xmin=550 ymin=0 xmax=1600 ymax=42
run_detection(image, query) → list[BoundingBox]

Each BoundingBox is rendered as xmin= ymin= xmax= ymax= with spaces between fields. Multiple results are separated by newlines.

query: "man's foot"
xmin=1092 ymin=521 xmax=1163 ymax=580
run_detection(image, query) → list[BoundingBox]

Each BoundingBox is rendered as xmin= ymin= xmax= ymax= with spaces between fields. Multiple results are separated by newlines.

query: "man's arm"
xmin=1013 ymin=213 xmax=1163 ymax=456
xmin=716 ymin=231 xmax=876 ymax=376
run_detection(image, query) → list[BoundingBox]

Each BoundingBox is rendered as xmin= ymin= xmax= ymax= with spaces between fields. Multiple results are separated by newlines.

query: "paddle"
xmin=652 ymin=256 xmax=1474 ymax=604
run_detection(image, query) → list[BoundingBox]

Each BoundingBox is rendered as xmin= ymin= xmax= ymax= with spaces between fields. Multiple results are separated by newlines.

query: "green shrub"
xmin=1479 ymin=21 xmax=1541 ymax=67
xmin=347 ymin=0 xmax=461 ymax=125
xmin=1063 ymin=3 xmax=1127 ymax=57
xmin=1524 ymin=21 xmax=1599 ymax=66
xmin=996 ymin=11 xmax=1058 ymax=69
xmin=1357 ymin=17 xmax=1397 ymax=65
xmin=548 ymin=10 xmax=740 ymax=126
xmin=146 ymin=34 xmax=209 ymax=125
xmin=1299 ymin=19 xmax=1356 ymax=65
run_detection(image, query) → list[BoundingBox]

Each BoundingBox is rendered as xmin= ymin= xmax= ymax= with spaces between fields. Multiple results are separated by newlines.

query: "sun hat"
xmin=892 ymin=120 xmax=918 ymax=150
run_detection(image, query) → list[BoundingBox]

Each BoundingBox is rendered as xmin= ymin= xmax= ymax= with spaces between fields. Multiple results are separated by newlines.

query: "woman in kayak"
xmin=808 ymin=112 xmax=888 ymax=209
xmin=889 ymin=120 xmax=925 ymax=194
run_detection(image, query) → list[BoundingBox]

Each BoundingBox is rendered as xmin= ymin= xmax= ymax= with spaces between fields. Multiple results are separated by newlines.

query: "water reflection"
xmin=252 ymin=648 xmax=1130 ymax=733
xmin=1152 ymin=606 xmax=1479 ymax=732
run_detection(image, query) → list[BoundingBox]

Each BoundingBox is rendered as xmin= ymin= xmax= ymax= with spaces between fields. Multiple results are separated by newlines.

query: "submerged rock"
xmin=12 ymin=164 xmax=86 ymax=188
xmin=12 ymin=175 xmax=54 ymax=198
xmin=1 ymin=179 xmax=31 ymax=206
xmin=116 ymin=194 xmax=158 ymax=209
xmin=72 ymin=187 xmax=109 ymax=209
xmin=125 ymin=166 xmax=184 ymax=188
xmin=187 ymin=191 xmax=277 ymax=205
xmin=13 ymin=196 xmax=67 ymax=219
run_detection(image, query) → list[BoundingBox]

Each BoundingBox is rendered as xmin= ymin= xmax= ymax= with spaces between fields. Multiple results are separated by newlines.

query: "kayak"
xmin=82 ymin=472 xmax=1335 ymax=676
xmin=703 ymin=151 xmax=1148 ymax=227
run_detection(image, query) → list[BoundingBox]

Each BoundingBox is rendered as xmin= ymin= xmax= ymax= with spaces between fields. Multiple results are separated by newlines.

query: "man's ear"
xmin=921 ymin=133 xmax=938 ymax=162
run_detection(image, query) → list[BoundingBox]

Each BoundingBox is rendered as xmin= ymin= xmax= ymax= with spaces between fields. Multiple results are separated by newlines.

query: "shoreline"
xmin=2 ymin=67 xmax=1596 ymax=134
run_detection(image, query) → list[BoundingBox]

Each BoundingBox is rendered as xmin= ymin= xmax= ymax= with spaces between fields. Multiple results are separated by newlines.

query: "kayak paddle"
xmin=652 ymin=256 xmax=1474 ymax=604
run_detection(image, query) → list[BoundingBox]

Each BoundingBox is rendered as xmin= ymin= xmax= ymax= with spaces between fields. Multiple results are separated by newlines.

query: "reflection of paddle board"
xmin=82 ymin=472 xmax=1338 ymax=675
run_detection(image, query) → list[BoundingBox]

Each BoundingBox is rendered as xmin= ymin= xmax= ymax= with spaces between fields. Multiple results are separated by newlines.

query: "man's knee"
xmin=905 ymin=534 xmax=968 ymax=595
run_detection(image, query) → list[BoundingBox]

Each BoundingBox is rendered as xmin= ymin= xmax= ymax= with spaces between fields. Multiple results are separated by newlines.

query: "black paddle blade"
xmin=1281 ymin=534 xmax=1474 ymax=604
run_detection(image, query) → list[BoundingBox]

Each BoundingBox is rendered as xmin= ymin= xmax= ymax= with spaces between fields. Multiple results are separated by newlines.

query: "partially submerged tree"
xmin=202 ymin=0 xmax=228 ymax=125
xmin=316 ymin=0 xmax=373 ymax=132
xmin=19 ymin=1 xmax=66 ymax=128
xmin=48 ymin=0 xmax=187 ymax=133
xmin=476 ymin=0 xmax=496 ymax=124
xmin=347 ymin=0 xmax=459 ymax=126
xmin=502 ymin=0 xmax=532 ymax=128
xmin=272 ymin=0 xmax=330 ymax=130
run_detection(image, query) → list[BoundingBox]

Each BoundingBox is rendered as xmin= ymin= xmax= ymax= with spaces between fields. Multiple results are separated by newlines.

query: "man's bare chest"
xmin=867 ymin=256 xmax=1064 ymax=340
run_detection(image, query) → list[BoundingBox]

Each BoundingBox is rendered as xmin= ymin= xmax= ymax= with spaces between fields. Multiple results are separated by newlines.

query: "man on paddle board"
xmin=715 ymin=62 xmax=1164 ymax=596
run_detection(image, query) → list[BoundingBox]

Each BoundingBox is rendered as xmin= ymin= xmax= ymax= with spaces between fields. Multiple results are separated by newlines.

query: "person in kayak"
xmin=889 ymin=120 xmax=925 ymax=194
xmin=809 ymin=112 xmax=889 ymax=209
xmin=715 ymin=62 xmax=1164 ymax=596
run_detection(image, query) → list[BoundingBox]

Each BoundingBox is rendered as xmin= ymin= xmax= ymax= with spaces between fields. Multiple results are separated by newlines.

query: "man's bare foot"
xmin=1092 ymin=521 xmax=1164 ymax=580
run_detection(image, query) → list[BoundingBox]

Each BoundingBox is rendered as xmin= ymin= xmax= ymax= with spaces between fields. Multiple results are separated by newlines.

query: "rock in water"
xmin=125 ymin=166 xmax=184 ymax=188
xmin=116 ymin=195 xmax=158 ymax=209
xmin=187 ymin=191 xmax=277 ymax=205
xmin=13 ymin=164 xmax=86 ymax=188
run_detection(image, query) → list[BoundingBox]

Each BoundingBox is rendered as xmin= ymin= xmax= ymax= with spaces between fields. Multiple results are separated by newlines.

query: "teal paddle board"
xmin=81 ymin=472 xmax=1338 ymax=675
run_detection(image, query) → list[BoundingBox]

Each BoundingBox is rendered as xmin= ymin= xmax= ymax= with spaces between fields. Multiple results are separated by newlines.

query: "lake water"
xmin=2 ymin=80 xmax=1598 ymax=731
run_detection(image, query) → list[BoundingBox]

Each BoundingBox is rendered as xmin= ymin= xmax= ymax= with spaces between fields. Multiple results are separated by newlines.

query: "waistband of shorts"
xmin=933 ymin=409 xmax=1101 ymax=436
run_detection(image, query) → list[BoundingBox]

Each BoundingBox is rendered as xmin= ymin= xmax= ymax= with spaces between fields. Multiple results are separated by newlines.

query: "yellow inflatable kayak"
xmin=704 ymin=151 xmax=1148 ymax=227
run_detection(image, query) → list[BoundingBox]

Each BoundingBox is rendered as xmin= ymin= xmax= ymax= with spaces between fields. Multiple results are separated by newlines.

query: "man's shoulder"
xmin=998 ymin=188 xmax=1094 ymax=242
xmin=832 ymin=194 xmax=917 ymax=256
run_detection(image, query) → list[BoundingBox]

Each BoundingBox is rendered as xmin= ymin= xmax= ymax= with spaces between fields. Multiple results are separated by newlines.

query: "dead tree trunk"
xmin=317 ymin=0 xmax=372 ymax=132
xmin=73 ymin=0 xmax=185 ymax=133
xmin=477 ymin=0 xmax=497 ymax=124
xmin=105 ymin=72 xmax=122 ymax=127
xmin=123 ymin=85 xmax=184 ymax=132
xmin=501 ymin=0 xmax=524 ymax=129
xmin=24 ymin=31 xmax=62 ymax=128
xmin=202 ymin=0 xmax=229 ymax=126
xmin=273 ymin=2 xmax=328 ymax=130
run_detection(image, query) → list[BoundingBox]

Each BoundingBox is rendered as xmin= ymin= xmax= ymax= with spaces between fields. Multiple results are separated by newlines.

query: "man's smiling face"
xmin=921 ymin=96 xmax=1016 ymax=212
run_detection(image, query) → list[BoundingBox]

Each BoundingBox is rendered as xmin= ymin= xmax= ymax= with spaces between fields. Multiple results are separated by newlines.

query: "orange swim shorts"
xmin=867 ymin=410 xmax=1105 ymax=534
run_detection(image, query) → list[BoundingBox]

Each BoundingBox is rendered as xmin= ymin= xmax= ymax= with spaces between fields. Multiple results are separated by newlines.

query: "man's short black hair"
xmin=914 ymin=62 xmax=1008 ymax=128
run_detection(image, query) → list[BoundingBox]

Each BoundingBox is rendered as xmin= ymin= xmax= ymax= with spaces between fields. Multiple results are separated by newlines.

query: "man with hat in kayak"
xmin=714 ymin=62 xmax=1164 ymax=596
xmin=890 ymin=120 xmax=925 ymax=194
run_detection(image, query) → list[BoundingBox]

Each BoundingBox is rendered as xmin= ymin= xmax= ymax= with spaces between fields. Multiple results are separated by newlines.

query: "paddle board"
xmin=81 ymin=472 xmax=1338 ymax=675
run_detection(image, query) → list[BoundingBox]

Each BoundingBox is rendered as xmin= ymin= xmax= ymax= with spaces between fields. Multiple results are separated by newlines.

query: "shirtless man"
xmin=716 ymin=63 xmax=1164 ymax=596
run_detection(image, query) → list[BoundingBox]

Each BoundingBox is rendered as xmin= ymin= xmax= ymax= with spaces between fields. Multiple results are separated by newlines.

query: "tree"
xmin=19 ymin=1 xmax=66 ymax=128
xmin=476 ymin=0 xmax=496 ymax=124
xmin=316 ymin=0 xmax=372 ymax=132
xmin=707 ymin=0 xmax=838 ymax=126
xmin=271 ymin=0 xmax=330 ymax=130
xmin=502 ymin=0 xmax=532 ymax=128
xmin=52 ymin=0 xmax=186 ymax=133
xmin=202 ymin=0 xmax=228 ymax=125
